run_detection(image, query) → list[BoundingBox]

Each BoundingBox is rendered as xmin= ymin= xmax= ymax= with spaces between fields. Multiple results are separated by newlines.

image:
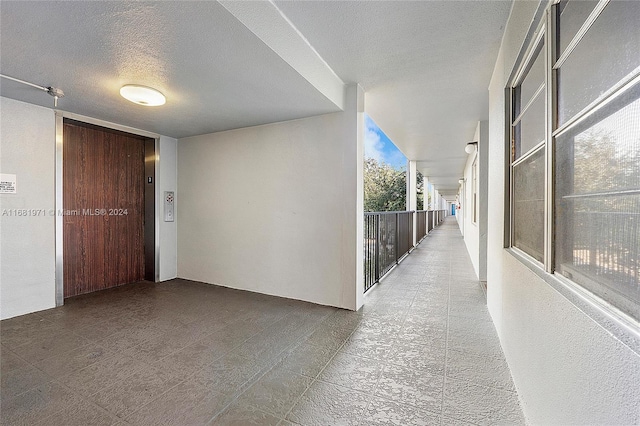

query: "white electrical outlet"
xmin=164 ymin=191 xmax=174 ymax=222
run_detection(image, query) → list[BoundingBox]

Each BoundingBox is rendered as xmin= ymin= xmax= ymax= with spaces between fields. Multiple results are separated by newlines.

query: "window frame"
xmin=505 ymin=0 xmax=640 ymax=341
xmin=508 ymin=18 xmax=548 ymax=267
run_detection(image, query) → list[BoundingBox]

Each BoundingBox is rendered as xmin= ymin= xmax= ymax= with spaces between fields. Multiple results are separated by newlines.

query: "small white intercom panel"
xmin=164 ymin=191 xmax=174 ymax=222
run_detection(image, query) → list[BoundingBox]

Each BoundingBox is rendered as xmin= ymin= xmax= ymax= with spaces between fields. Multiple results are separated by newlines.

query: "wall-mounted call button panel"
xmin=164 ymin=191 xmax=174 ymax=222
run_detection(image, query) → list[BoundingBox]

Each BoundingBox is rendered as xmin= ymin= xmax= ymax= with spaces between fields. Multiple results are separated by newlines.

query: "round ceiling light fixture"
xmin=465 ymin=142 xmax=478 ymax=154
xmin=120 ymin=85 xmax=166 ymax=106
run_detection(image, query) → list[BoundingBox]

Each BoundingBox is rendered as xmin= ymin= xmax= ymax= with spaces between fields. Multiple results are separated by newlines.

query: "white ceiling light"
xmin=464 ymin=142 xmax=478 ymax=154
xmin=120 ymin=85 xmax=166 ymax=106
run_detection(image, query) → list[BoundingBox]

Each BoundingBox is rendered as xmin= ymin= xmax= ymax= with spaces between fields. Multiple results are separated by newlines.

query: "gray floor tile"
xmin=1 ymin=362 xmax=52 ymax=401
xmin=90 ymin=363 xmax=183 ymax=419
xmin=319 ymin=351 xmax=383 ymax=393
xmin=387 ymin=340 xmax=446 ymax=376
xmin=59 ymin=353 xmax=148 ymax=396
xmin=1 ymin=346 xmax=26 ymax=372
xmin=394 ymin=323 xmax=447 ymax=344
xmin=35 ymin=400 xmax=117 ymax=426
xmin=200 ymin=322 xmax=262 ymax=350
xmin=446 ymin=349 xmax=515 ymax=391
xmin=0 ymin=218 xmax=524 ymax=426
xmin=287 ymin=380 xmax=371 ymax=426
xmin=361 ymin=397 xmax=440 ymax=425
xmin=34 ymin=343 xmax=111 ymax=379
xmin=0 ymin=315 xmax=58 ymax=346
xmin=211 ymin=401 xmax=282 ymax=426
xmin=303 ymin=325 xmax=353 ymax=350
xmin=351 ymin=317 xmax=404 ymax=337
xmin=447 ymin=328 xmax=504 ymax=359
xmin=124 ymin=378 xmax=234 ymax=426
xmin=443 ymin=377 xmax=525 ymax=425
xmin=340 ymin=334 xmax=395 ymax=361
xmin=1 ymin=381 xmax=84 ymax=426
xmin=238 ymin=366 xmax=312 ymax=417
xmin=276 ymin=342 xmax=337 ymax=378
xmin=321 ymin=309 xmax=363 ymax=331
xmin=151 ymin=339 xmax=229 ymax=378
xmin=189 ymin=353 xmax=267 ymax=397
xmin=375 ymin=364 xmax=443 ymax=413
xmin=74 ymin=316 xmax=141 ymax=342
xmin=124 ymin=324 xmax=210 ymax=364
xmin=11 ymin=330 xmax=91 ymax=363
xmin=95 ymin=322 xmax=167 ymax=352
xmin=441 ymin=415 xmax=477 ymax=425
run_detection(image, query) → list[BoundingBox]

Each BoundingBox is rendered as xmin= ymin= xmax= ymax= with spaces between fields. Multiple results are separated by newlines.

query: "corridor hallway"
xmin=1 ymin=217 xmax=524 ymax=425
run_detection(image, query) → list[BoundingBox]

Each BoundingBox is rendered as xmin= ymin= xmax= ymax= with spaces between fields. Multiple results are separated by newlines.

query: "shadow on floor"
xmin=1 ymin=217 xmax=524 ymax=425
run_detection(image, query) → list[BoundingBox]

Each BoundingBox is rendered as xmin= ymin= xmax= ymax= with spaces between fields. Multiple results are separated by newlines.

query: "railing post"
xmin=395 ymin=212 xmax=400 ymax=264
xmin=411 ymin=211 xmax=415 ymax=248
xmin=375 ymin=214 xmax=380 ymax=283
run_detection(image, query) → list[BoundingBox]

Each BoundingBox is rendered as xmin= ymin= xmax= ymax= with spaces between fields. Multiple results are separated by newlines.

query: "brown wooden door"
xmin=63 ymin=120 xmax=147 ymax=298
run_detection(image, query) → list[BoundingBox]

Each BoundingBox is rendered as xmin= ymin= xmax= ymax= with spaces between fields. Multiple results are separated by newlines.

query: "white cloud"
xmin=364 ymin=119 xmax=385 ymax=163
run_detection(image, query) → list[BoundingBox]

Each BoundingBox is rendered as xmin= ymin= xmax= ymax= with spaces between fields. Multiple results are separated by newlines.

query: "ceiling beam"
xmin=219 ymin=0 xmax=345 ymax=110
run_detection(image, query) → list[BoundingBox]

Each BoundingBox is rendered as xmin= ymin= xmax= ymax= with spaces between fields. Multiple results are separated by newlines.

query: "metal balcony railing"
xmin=364 ymin=209 xmax=446 ymax=292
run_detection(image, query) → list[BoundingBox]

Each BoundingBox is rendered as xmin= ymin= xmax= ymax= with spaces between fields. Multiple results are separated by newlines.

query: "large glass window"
xmin=511 ymin=36 xmax=546 ymax=261
xmin=513 ymin=148 xmax=545 ymax=262
xmin=509 ymin=0 xmax=640 ymax=321
xmin=557 ymin=0 xmax=640 ymax=125
xmin=555 ymin=87 xmax=640 ymax=318
xmin=555 ymin=0 xmax=640 ymax=320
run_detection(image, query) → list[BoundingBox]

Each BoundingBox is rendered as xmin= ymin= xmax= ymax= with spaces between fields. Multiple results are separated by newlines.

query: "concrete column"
xmin=424 ymin=177 xmax=430 ymax=210
xmin=354 ymin=84 xmax=365 ymax=310
xmin=431 ymin=184 xmax=436 ymax=211
xmin=407 ymin=160 xmax=417 ymax=245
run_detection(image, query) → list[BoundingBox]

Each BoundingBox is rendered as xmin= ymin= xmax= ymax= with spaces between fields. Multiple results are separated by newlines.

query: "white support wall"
xmin=0 ymin=98 xmax=56 ymax=319
xmin=177 ymin=85 xmax=364 ymax=311
xmin=407 ymin=160 xmax=417 ymax=245
xmin=158 ymin=136 xmax=178 ymax=281
xmin=459 ymin=121 xmax=488 ymax=281
xmin=486 ymin=1 xmax=640 ymax=424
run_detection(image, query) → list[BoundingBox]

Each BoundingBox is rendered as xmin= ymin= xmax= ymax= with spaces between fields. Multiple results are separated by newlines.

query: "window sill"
xmin=505 ymin=248 xmax=640 ymax=356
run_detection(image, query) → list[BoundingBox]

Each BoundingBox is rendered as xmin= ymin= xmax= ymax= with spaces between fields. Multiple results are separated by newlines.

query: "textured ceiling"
xmin=275 ymin=0 xmax=511 ymax=198
xmin=0 ymin=1 xmax=340 ymax=138
xmin=1 ymin=0 xmax=511 ymax=197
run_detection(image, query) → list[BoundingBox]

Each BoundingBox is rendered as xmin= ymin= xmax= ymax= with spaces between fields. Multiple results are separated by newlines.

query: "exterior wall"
xmin=158 ymin=136 xmax=178 ymax=281
xmin=459 ymin=121 xmax=488 ymax=281
xmin=0 ymin=97 xmax=178 ymax=319
xmin=486 ymin=1 xmax=640 ymax=424
xmin=461 ymin=142 xmax=479 ymax=278
xmin=477 ymin=121 xmax=488 ymax=281
xmin=0 ymin=98 xmax=56 ymax=319
xmin=177 ymin=85 xmax=363 ymax=310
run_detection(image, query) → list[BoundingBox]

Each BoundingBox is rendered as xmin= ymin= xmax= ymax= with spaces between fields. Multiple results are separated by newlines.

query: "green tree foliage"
xmin=364 ymin=158 xmax=424 ymax=212
xmin=574 ymin=129 xmax=639 ymax=195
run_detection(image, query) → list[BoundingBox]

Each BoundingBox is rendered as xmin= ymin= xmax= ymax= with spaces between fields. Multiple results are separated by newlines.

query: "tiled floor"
xmin=1 ymin=217 xmax=525 ymax=425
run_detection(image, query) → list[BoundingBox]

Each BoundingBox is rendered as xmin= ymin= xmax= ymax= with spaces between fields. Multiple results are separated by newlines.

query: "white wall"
xmin=487 ymin=2 xmax=640 ymax=424
xmin=177 ymin=85 xmax=364 ymax=310
xmin=459 ymin=121 xmax=488 ymax=281
xmin=158 ymin=136 xmax=178 ymax=281
xmin=460 ymin=143 xmax=479 ymax=278
xmin=1 ymin=98 xmax=56 ymax=319
xmin=0 ymin=97 xmax=178 ymax=319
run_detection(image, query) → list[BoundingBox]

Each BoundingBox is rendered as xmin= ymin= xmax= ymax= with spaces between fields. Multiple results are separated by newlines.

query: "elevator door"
xmin=63 ymin=120 xmax=147 ymax=298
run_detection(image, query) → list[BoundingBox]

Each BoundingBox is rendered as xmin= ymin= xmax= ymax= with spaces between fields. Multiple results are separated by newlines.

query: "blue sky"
xmin=364 ymin=114 xmax=406 ymax=170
